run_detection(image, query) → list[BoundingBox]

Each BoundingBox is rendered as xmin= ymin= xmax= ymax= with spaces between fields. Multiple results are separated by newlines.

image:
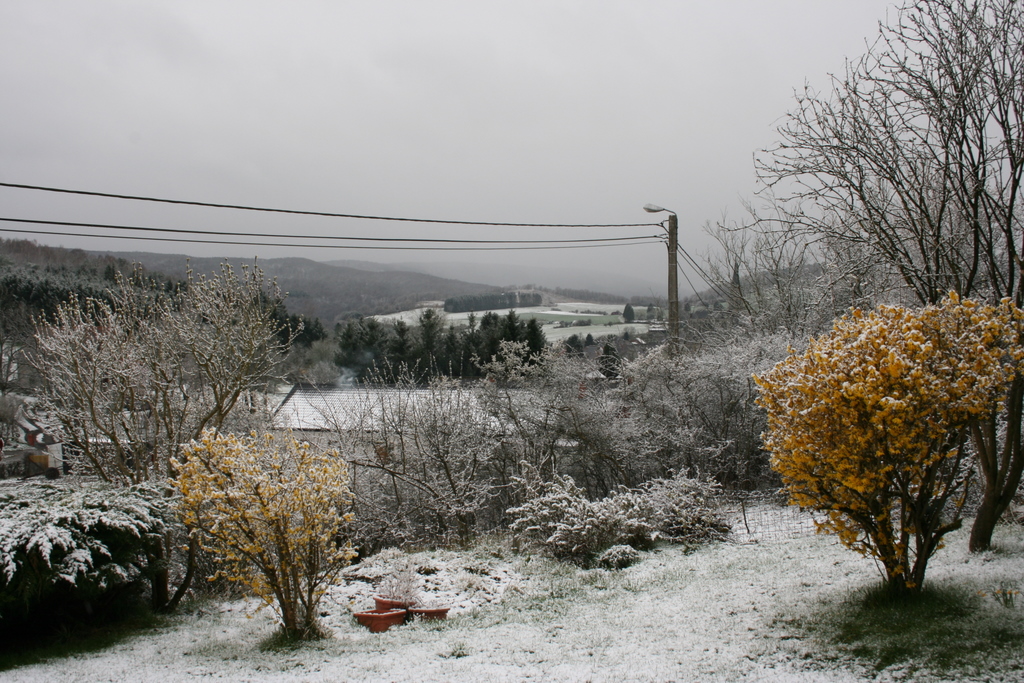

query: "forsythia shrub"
xmin=756 ymin=295 xmax=1023 ymax=594
xmin=173 ymin=431 xmax=356 ymax=639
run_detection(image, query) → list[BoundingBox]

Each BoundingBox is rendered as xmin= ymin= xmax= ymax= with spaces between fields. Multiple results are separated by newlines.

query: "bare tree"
xmin=0 ymin=302 xmax=35 ymax=394
xmin=309 ymin=363 xmax=497 ymax=550
xmin=758 ymin=0 xmax=1024 ymax=550
xmin=477 ymin=343 xmax=639 ymax=498
xmin=31 ymin=263 xmax=290 ymax=609
xmin=618 ymin=336 xmax=791 ymax=490
xmin=698 ymin=211 xmax=830 ymax=338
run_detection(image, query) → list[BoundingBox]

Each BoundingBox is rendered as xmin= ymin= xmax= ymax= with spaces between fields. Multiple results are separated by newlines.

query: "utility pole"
xmin=643 ymin=204 xmax=680 ymax=354
xmin=666 ymin=211 xmax=679 ymax=353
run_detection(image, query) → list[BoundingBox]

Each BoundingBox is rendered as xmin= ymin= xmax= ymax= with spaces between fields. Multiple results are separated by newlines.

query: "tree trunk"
xmin=149 ymin=541 xmax=170 ymax=611
xmin=149 ymin=533 xmax=198 ymax=612
xmin=970 ymin=493 xmax=1005 ymax=552
xmin=165 ymin=537 xmax=198 ymax=612
xmin=969 ymin=380 xmax=1024 ymax=552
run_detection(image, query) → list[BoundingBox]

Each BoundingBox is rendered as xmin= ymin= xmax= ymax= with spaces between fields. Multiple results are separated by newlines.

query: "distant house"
xmin=273 ymin=384 xmax=374 ymax=433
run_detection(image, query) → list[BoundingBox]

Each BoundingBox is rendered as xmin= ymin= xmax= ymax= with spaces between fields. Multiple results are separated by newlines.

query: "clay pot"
xmin=408 ymin=606 xmax=450 ymax=621
xmin=354 ymin=609 xmax=406 ymax=633
xmin=374 ymin=596 xmax=415 ymax=612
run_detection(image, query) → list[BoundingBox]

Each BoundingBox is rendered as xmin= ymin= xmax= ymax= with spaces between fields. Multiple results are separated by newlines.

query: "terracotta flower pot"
xmin=354 ymin=609 xmax=406 ymax=633
xmin=408 ymin=606 xmax=450 ymax=621
xmin=374 ymin=596 xmax=415 ymax=612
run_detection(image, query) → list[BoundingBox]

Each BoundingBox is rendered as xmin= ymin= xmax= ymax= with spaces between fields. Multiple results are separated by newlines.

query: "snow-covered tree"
xmin=337 ymin=371 xmax=495 ymax=548
xmin=478 ymin=343 xmax=635 ymax=498
xmin=31 ymin=263 xmax=291 ymax=610
xmin=756 ymin=295 xmax=1023 ymax=593
xmin=617 ymin=335 xmax=790 ymax=488
xmin=758 ymin=0 xmax=1024 ymax=551
xmin=174 ymin=431 xmax=356 ymax=639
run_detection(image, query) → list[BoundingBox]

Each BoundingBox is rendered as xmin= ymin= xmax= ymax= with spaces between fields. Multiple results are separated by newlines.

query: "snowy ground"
xmin=7 ymin=515 xmax=1024 ymax=682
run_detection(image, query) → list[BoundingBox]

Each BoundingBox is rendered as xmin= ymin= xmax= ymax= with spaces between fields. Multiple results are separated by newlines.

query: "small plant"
xmin=443 ymin=641 xmax=469 ymax=658
xmin=597 ymin=545 xmax=641 ymax=570
xmin=979 ymin=584 xmax=1020 ymax=608
xmin=377 ymin=559 xmax=422 ymax=607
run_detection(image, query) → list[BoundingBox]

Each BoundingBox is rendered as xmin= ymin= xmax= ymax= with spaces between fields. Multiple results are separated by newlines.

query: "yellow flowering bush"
xmin=173 ymin=430 xmax=356 ymax=639
xmin=756 ymin=295 xmax=1024 ymax=594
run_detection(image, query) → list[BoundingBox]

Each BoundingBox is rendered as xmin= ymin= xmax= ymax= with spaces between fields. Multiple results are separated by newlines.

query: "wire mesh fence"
xmin=719 ymin=491 xmax=821 ymax=543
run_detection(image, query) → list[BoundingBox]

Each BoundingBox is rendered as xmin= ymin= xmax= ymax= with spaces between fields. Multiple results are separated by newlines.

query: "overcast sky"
xmin=0 ymin=0 xmax=897 ymax=294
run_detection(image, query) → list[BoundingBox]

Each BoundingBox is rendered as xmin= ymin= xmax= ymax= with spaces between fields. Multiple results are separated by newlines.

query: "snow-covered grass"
xmin=5 ymin=521 xmax=1024 ymax=682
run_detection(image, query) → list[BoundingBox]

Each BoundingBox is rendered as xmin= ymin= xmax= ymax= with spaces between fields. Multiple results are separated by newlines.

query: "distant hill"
xmin=96 ymin=252 xmax=500 ymax=325
xmin=328 ymin=259 xmax=667 ymax=299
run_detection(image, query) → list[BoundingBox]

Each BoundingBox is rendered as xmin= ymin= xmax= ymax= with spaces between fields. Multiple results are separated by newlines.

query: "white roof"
xmin=273 ymin=384 xmax=494 ymax=432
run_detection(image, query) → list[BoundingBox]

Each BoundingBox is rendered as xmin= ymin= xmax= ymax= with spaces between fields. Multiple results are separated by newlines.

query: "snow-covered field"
xmin=374 ymin=303 xmax=631 ymax=326
xmin=8 ymin=519 xmax=1024 ymax=682
xmin=372 ymin=303 xmax=644 ymax=342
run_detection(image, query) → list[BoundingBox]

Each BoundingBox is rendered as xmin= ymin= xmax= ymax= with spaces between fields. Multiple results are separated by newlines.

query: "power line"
xmin=0 ymin=217 xmax=658 ymax=246
xmin=0 ymin=225 xmax=660 ymax=252
xmin=0 ymin=182 xmax=660 ymax=229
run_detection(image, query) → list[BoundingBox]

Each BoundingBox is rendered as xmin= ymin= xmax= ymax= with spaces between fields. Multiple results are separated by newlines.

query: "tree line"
xmin=335 ymin=308 xmax=546 ymax=381
xmin=442 ymin=291 xmax=542 ymax=313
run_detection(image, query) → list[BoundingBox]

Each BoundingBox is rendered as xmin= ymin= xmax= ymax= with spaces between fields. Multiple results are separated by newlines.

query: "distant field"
xmin=374 ymin=307 xmax=526 ymax=325
xmin=376 ymin=302 xmax=639 ymax=323
xmin=529 ymin=312 xmax=620 ymax=325
xmin=542 ymin=322 xmax=645 ymax=341
xmin=373 ymin=305 xmax=648 ymax=342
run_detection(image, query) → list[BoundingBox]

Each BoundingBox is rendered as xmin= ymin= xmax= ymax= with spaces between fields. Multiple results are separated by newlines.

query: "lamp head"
xmin=643 ymin=203 xmax=666 ymax=213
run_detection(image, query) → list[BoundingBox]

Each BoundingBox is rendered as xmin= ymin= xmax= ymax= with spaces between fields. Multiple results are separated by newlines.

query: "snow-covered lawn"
xmin=8 ymin=522 xmax=1024 ymax=682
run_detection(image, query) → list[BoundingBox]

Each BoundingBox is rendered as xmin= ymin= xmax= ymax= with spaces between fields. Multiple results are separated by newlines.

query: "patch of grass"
xmin=259 ymin=628 xmax=311 ymax=652
xmin=785 ymin=581 xmax=1024 ymax=676
xmin=257 ymin=619 xmax=334 ymax=652
xmin=0 ymin=599 xmax=164 ymax=672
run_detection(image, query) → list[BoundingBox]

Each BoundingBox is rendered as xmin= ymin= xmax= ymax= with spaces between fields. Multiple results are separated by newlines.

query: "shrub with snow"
xmin=174 ymin=430 xmax=357 ymax=640
xmin=636 ymin=475 xmax=731 ymax=545
xmin=0 ymin=481 xmax=166 ymax=628
xmin=376 ymin=558 xmax=423 ymax=606
xmin=507 ymin=474 xmax=617 ymax=565
xmin=508 ymin=472 xmax=727 ymax=566
xmin=597 ymin=544 xmax=641 ymax=570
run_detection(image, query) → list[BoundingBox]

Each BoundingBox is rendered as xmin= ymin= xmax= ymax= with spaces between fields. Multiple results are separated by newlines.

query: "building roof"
xmin=273 ymin=384 xmax=495 ymax=432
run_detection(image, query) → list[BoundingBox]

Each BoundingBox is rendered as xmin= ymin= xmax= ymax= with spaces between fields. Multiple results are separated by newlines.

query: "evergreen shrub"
xmin=597 ymin=544 xmax=641 ymax=570
xmin=0 ymin=481 xmax=165 ymax=632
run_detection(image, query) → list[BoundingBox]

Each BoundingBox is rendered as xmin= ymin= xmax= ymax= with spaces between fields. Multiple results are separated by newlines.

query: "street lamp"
xmin=643 ymin=203 xmax=679 ymax=353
